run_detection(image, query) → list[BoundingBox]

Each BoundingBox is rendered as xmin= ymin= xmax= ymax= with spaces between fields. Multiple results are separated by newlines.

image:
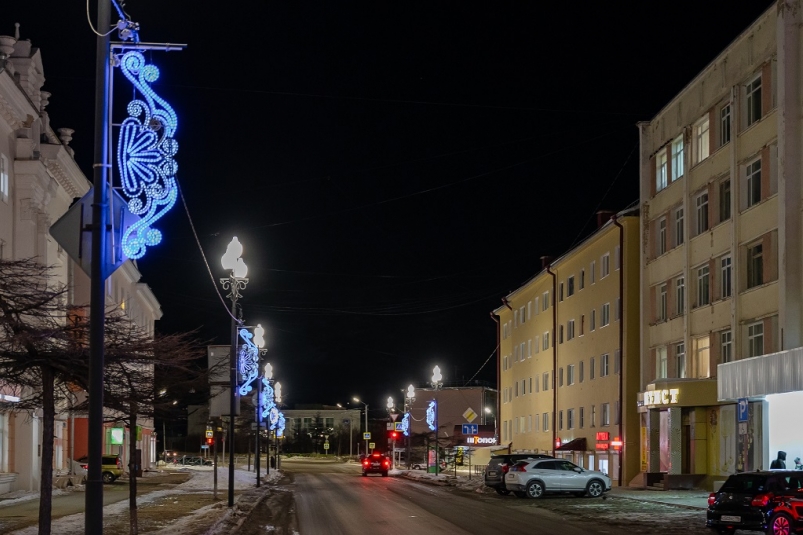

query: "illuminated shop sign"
xmin=643 ymin=388 xmax=680 ymax=406
xmin=596 ymin=431 xmax=609 ymax=441
xmin=465 ymin=436 xmax=497 ymax=445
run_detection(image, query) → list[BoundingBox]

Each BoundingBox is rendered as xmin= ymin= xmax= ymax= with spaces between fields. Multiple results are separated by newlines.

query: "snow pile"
xmin=0 ymin=488 xmax=70 ymax=508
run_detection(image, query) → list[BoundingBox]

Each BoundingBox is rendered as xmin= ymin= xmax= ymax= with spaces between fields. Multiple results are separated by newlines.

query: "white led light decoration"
xmin=277 ymin=412 xmax=286 ymax=437
xmin=259 ymin=380 xmax=275 ymax=421
xmin=426 ymin=400 xmax=436 ymax=431
xmin=401 ymin=412 xmax=410 ymax=437
xmin=237 ymin=328 xmax=259 ymax=396
xmin=269 ymin=406 xmax=280 ymax=429
xmin=117 ymin=50 xmax=179 ymax=260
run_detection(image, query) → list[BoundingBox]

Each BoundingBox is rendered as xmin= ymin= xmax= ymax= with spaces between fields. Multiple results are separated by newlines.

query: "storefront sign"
xmin=643 ymin=388 xmax=680 ymax=407
xmin=466 ymin=436 xmax=497 ymax=445
xmin=596 ymin=442 xmax=610 ymax=451
xmin=596 ymin=431 xmax=610 ymax=441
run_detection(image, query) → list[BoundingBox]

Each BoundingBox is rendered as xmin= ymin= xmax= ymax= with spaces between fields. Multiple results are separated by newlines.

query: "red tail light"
xmin=362 ymin=460 xmax=369 ymax=467
xmin=502 ymin=465 xmax=510 ymax=474
xmin=81 ymin=464 xmax=88 ymax=470
xmin=383 ymin=460 xmax=389 ymax=467
xmin=708 ymin=493 xmax=717 ymax=506
xmin=751 ymin=493 xmax=772 ymax=507
xmin=117 ymin=458 xmax=122 ymax=469
xmin=510 ymin=465 xmax=526 ymax=472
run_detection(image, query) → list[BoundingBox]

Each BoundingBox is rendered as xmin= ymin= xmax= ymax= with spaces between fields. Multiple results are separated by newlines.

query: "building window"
xmin=579 ymin=360 xmax=584 ymax=382
xmin=559 ymin=282 xmax=564 ymax=302
xmin=580 ymin=314 xmax=585 ymax=336
xmin=559 ymin=325 xmax=564 ymax=344
xmin=693 ymin=336 xmax=711 ymax=378
xmin=675 ymin=207 xmax=684 ymax=246
xmin=0 ymin=154 xmax=8 ymax=203
xmin=671 ymin=136 xmax=684 ymax=182
xmin=746 ymin=159 xmax=762 ymax=208
xmin=601 ymin=303 xmax=610 ymax=326
xmin=721 ymin=330 xmax=733 ymax=363
xmin=721 ymin=256 xmax=732 ymax=298
xmin=543 ymin=331 xmax=550 ymax=351
xmin=719 ymin=179 xmax=731 ymax=222
xmin=567 ymin=276 xmax=575 ymax=297
xmin=656 ymin=149 xmax=668 ymax=192
xmin=746 ymin=75 xmax=762 ymax=127
xmin=747 ymin=242 xmax=763 ymax=289
xmin=591 ymin=405 xmax=597 ymax=427
xmin=543 ymin=291 xmax=549 ymax=311
xmin=543 ymin=413 xmax=549 ymax=432
xmin=720 ymin=104 xmax=731 ymax=146
xmin=590 ymin=356 xmax=596 ymax=380
xmin=579 ymin=407 xmax=585 ymax=429
xmin=695 ymin=116 xmax=710 ymax=163
xmin=590 ymin=309 xmax=596 ymax=331
xmin=601 ymin=253 xmax=610 ymax=278
xmin=534 ymin=296 xmax=539 ymax=314
xmin=697 ymin=265 xmax=710 ymax=307
xmin=601 ymin=354 xmax=610 ymax=377
xmin=601 ymin=403 xmax=611 ymax=426
xmin=590 ymin=261 xmax=596 ymax=284
xmin=534 ymin=335 xmax=540 ymax=354
xmin=559 ymin=410 xmax=564 ymax=431
xmin=567 ymin=319 xmax=575 ymax=341
xmin=656 ymin=346 xmax=668 ymax=379
xmin=543 ymin=372 xmax=550 ymax=391
xmin=676 ymin=342 xmax=686 ymax=378
xmin=658 ymin=218 xmax=667 ymax=256
xmin=567 ymin=409 xmax=575 ymax=430
xmin=520 ymin=306 xmax=526 ymax=323
xmin=580 ymin=269 xmax=585 ymax=290
xmin=675 ymin=276 xmax=685 ymax=315
xmin=559 ymin=367 xmax=564 ymax=387
xmin=696 ymin=192 xmax=709 ymax=235
xmin=658 ymin=284 xmax=668 ymax=321
xmin=567 ymin=364 xmax=575 ymax=385
xmin=748 ymin=322 xmax=764 ymax=357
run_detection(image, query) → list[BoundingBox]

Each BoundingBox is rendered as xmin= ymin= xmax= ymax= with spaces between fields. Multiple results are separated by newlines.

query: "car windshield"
xmin=720 ymin=475 xmax=769 ymax=493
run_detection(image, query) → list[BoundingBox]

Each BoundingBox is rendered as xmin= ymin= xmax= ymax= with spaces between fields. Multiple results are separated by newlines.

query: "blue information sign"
xmin=737 ymin=398 xmax=749 ymax=423
xmin=462 ymin=424 xmax=479 ymax=435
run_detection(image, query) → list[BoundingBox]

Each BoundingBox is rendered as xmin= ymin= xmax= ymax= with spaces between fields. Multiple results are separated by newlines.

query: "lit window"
xmin=695 ymin=116 xmax=710 ymax=163
xmin=656 ymin=149 xmax=668 ymax=192
xmin=671 ymin=136 xmax=684 ymax=182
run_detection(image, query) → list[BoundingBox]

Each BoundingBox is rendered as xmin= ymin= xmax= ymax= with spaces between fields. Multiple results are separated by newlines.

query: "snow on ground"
xmin=7 ymin=466 xmax=284 ymax=535
xmin=0 ymin=488 xmax=71 ymax=507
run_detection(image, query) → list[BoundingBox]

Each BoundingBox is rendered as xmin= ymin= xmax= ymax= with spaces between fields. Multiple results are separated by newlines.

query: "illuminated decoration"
xmin=276 ymin=412 xmax=286 ymax=437
xmin=406 ymin=384 xmax=416 ymax=400
xmin=116 ymin=50 xmax=180 ymax=260
xmin=431 ymin=365 xmax=443 ymax=384
xmin=237 ymin=328 xmax=259 ymax=396
xmin=401 ymin=412 xmax=410 ymax=437
xmin=260 ymin=380 xmax=275 ymax=421
xmin=426 ymin=400 xmax=436 ymax=431
xmin=274 ymin=382 xmax=282 ymax=403
xmin=269 ymin=406 xmax=280 ymax=429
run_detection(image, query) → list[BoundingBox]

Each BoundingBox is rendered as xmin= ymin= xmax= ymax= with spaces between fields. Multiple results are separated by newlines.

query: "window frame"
xmin=671 ymin=136 xmax=684 ymax=182
xmin=0 ymin=154 xmax=8 ymax=204
xmin=675 ymin=207 xmax=684 ymax=246
xmin=601 ymin=303 xmax=610 ymax=327
xmin=676 ymin=342 xmax=686 ymax=379
xmin=748 ymin=321 xmax=764 ymax=358
xmin=694 ymin=115 xmax=710 ymax=163
xmin=746 ymin=158 xmax=762 ymax=208
xmin=675 ymin=276 xmax=685 ymax=315
xmin=746 ymin=75 xmax=762 ymax=127
xmin=719 ymin=178 xmax=731 ymax=222
xmin=696 ymin=264 xmax=710 ymax=307
xmin=695 ymin=191 xmax=709 ymax=235
xmin=601 ymin=253 xmax=610 ymax=278
xmin=720 ymin=255 xmax=732 ymax=298
xmin=656 ymin=148 xmax=668 ymax=192
xmin=747 ymin=242 xmax=764 ymax=289
xmin=720 ymin=104 xmax=732 ymax=146
xmin=721 ymin=330 xmax=733 ymax=363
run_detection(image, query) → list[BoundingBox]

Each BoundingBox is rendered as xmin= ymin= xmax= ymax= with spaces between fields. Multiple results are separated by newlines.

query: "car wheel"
xmin=495 ymin=488 xmax=511 ymax=496
xmin=525 ymin=480 xmax=544 ymax=499
xmin=513 ymin=491 xmax=527 ymax=498
xmin=102 ymin=472 xmax=114 ymax=484
xmin=768 ymin=512 xmax=793 ymax=535
xmin=586 ymin=479 xmax=605 ymax=498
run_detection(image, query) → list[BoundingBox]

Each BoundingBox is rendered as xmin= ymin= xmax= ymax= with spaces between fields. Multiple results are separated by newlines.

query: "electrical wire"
xmin=85 ymin=0 xmax=117 ymax=37
xmin=463 ymin=346 xmax=498 ymax=386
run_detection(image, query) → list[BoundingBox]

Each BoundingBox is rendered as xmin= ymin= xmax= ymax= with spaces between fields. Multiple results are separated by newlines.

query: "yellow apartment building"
xmin=493 ymin=209 xmax=640 ymax=486
xmin=639 ymin=1 xmax=803 ymax=490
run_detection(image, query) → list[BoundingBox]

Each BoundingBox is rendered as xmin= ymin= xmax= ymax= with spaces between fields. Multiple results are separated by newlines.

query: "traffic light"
xmin=206 ymin=437 xmax=214 ymax=446
xmin=388 ymin=430 xmax=399 ymax=440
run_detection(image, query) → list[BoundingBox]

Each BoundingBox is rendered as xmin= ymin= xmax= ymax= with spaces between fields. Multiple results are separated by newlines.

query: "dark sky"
xmin=5 ymin=1 xmax=772 ymax=413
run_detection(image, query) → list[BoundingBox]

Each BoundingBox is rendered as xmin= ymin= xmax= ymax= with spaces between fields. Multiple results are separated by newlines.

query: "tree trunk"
xmin=38 ymin=365 xmax=55 ymax=535
xmin=129 ymin=402 xmax=138 ymax=535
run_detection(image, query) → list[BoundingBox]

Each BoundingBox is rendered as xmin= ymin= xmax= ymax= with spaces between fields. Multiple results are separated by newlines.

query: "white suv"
xmin=504 ymin=458 xmax=611 ymax=499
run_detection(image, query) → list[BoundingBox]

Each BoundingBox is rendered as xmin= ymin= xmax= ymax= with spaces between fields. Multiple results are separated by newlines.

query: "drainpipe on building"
xmin=546 ymin=264 xmax=557 ymax=458
xmin=490 ymin=312 xmax=501 ymax=443
xmin=612 ymin=214 xmax=625 ymax=487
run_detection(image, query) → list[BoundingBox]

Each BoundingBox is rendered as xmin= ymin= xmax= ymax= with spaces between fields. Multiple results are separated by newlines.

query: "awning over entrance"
xmin=718 ymin=347 xmax=803 ymax=401
xmin=556 ymin=437 xmax=586 ymax=451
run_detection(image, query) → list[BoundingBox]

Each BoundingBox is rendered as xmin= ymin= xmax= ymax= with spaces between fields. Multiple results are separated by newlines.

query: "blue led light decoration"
xmin=117 ymin=50 xmax=179 ymax=259
xmin=426 ymin=401 xmax=436 ymax=431
xmin=260 ymin=379 xmax=276 ymax=421
xmin=401 ymin=412 xmax=411 ymax=437
xmin=237 ymin=328 xmax=259 ymax=396
xmin=276 ymin=412 xmax=286 ymax=437
xmin=269 ymin=406 xmax=280 ymax=430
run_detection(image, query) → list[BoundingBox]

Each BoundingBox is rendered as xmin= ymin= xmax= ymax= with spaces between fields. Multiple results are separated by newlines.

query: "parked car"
xmin=76 ymin=454 xmax=123 ymax=484
xmin=361 ymin=451 xmax=391 ymax=477
xmin=706 ymin=470 xmax=803 ymax=534
xmin=504 ymin=458 xmax=611 ymax=499
xmin=484 ymin=454 xmax=553 ymax=495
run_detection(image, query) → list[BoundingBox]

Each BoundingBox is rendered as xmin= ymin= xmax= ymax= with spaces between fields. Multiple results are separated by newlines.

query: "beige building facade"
xmin=639 ymin=1 xmax=803 ymax=490
xmin=494 ymin=210 xmax=641 ymax=486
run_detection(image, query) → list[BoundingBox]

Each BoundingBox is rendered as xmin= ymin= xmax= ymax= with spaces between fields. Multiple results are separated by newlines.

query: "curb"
xmin=607 ymin=492 xmax=708 ymax=511
xmin=202 ymin=485 xmax=273 ymax=535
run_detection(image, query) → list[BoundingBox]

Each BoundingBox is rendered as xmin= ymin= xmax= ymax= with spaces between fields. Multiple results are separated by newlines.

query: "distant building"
xmin=283 ymin=406 xmax=361 ymax=456
xmin=493 ymin=210 xmax=641 ymax=486
xmin=638 ymin=0 xmax=803 ymax=490
xmin=405 ymin=384 xmax=496 ymax=446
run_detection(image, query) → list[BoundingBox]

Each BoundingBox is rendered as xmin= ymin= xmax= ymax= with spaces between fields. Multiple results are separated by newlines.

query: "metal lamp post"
xmin=220 ymin=237 xmax=248 ymax=507
xmin=273 ymin=381 xmax=282 ymax=469
xmin=431 ymin=366 xmax=443 ymax=474
xmin=337 ymin=403 xmax=354 ymax=458
xmin=253 ymin=325 xmax=267 ymax=486
xmin=404 ymin=385 xmax=415 ymax=469
xmin=353 ymin=397 xmax=369 ymax=456
xmin=386 ymin=396 xmax=396 ymax=467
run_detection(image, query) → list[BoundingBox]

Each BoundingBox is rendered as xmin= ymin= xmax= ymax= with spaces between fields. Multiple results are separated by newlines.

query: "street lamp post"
xmin=253 ymin=325 xmax=268 ymax=486
xmin=220 ymin=236 xmax=249 ymax=507
xmin=404 ymin=385 xmax=415 ymax=469
xmin=353 ymin=397 xmax=369 ymax=456
xmin=386 ymin=396 xmax=396 ymax=467
xmin=431 ymin=366 xmax=443 ymax=474
xmin=338 ymin=403 xmax=353 ymax=459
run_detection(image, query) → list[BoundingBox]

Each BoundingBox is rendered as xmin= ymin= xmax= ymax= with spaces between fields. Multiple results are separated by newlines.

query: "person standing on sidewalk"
xmin=771 ymin=451 xmax=787 ymax=469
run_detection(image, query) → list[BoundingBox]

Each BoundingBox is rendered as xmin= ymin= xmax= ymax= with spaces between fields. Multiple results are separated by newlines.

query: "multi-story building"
xmin=0 ymin=28 xmax=161 ymax=493
xmin=638 ymin=0 xmax=803 ymax=490
xmin=493 ymin=209 xmax=640 ymax=486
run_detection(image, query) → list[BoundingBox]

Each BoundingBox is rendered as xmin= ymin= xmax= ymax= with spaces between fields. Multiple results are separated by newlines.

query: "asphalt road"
xmin=273 ymin=458 xmax=610 ymax=535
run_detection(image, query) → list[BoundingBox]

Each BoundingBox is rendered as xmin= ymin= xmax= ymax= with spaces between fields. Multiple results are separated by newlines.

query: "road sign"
xmin=386 ymin=423 xmax=395 ymax=430
xmin=394 ymin=422 xmax=404 ymax=431
xmin=369 ymin=442 xmax=375 ymax=450
xmin=739 ymin=422 xmax=748 ymax=435
xmin=737 ymin=398 xmax=749 ymax=423
xmin=205 ymin=427 xmax=213 ymax=439
xmin=363 ymin=432 xmax=371 ymax=440
xmin=462 ymin=424 xmax=479 ymax=435
xmin=50 ymin=187 xmax=139 ymax=280
xmin=324 ymin=442 xmax=330 ymax=450
xmin=463 ymin=407 xmax=478 ymax=423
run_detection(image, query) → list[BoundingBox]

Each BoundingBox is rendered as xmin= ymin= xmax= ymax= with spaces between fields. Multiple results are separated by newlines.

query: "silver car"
xmin=504 ymin=458 xmax=611 ymax=499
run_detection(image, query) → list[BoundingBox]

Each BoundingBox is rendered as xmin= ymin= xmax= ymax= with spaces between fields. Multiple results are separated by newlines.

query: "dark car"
xmin=706 ymin=470 xmax=803 ymax=534
xmin=484 ymin=453 xmax=553 ymax=495
xmin=361 ymin=451 xmax=391 ymax=477
xmin=77 ymin=454 xmax=123 ymax=484
xmin=766 ymin=477 xmax=803 ymax=535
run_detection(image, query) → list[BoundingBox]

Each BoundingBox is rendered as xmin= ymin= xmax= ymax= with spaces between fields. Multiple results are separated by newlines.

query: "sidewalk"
xmin=607 ymin=486 xmax=710 ymax=510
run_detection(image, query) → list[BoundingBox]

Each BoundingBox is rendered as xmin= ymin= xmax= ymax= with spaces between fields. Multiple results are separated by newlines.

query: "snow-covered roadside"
xmin=8 ymin=467 xmax=284 ymax=535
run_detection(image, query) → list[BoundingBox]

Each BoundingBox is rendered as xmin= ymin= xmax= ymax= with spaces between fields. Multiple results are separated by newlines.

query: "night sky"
xmin=5 ymin=1 xmax=772 ymax=414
